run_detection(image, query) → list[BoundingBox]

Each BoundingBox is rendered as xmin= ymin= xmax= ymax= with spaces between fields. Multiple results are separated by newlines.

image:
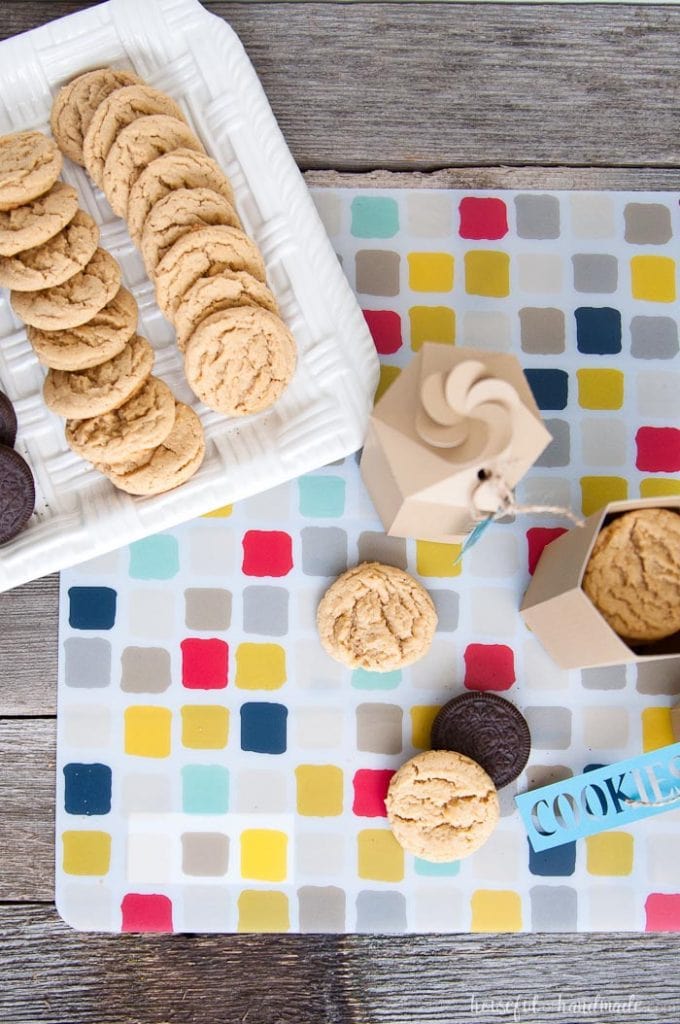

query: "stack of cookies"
xmin=51 ymin=68 xmax=297 ymax=418
xmin=0 ymin=128 xmax=205 ymax=496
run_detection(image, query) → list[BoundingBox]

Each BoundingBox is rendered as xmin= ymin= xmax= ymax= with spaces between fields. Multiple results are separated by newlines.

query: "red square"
xmin=645 ymin=893 xmax=680 ymax=932
xmin=121 ymin=893 xmax=173 ymax=933
xmin=181 ymin=638 xmax=228 ymax=689
xmin=363 ymin=309 xmax=402 ymax=355
xmin=242 ymin=530 xmax=293 ymax=577
xmin=464 ymin=643 xmax=516 ymax=691
xmin=458 ymin=197 xmax=508 ymax=240
xmin=635 ymin=427 xmax=680 ymax=472
xmin=526 ymin=527 xmax=568 ymax=575
xmin=352 ymin=769 xmax=395 ymax=817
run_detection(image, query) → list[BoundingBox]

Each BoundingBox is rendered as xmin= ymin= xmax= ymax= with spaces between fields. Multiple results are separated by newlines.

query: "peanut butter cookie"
xmin=50 ymin=68 xmax=141 ymax=165
xmin=140 ymin=187 xmax=241 ymax=275
xmin=12 ymin=247 xmax=121 ymax=330
xmin=174 ymin=271 xmax=278 ymax=351
xmin=0 ymin=182 xmax=79 ymax=257
xmin=65 ymin=375 xmax=175 ymax=462
xmin=43 ymin=334 xmax=153 ymax=419
xmin=0 ymin=131 xmax=62 ymax=210
xmin=0 ymin=210 xmax=99 ymax=291
xmin=27 ymin=287 xmax=137 ymax=370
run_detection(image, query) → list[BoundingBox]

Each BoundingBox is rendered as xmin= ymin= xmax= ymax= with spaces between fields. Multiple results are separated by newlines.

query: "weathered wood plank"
xmin=0 ymin=574 xmax=59 ymax=716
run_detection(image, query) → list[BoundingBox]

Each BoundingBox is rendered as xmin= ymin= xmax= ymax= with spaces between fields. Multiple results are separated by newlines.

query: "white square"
xmin=570 ymin=194 xmax=615 ymax=239
xmin=234 ymin=769 xmax=289 ymax=813
xmin=406 ymin=192 xmax=453 ymax=237
xmin=636 ymin=371 xmax=680 ymax=419
xmin=122 ymin=774 xmax=173 ymax=814
xmin=472 ymin=829 xmax=522 ymax=882
xmin=581 ymin=419 xmax=627 ymax=467
xmin=647 ymin=835 xmax=680 ymax=885
xmin=188 ymin=525 xmax=235 ymax=576
xmin=583 ymin=707 xmax=630 ymax=749
xmin=524 ymin=639 xmax=570 ymax=691
xmin=129 ymin=589 xmax=176 ymax=639
xmin=413 ymin=888 xmax=464 ymax=931
xmin=296 ymin=832 xmax=345 ymax=877
xmin=294 ymin=707 xmax=344 ymax=749
xmin=63 ymin=705 xmax=112 ymax=748
xmin=295 ymin=638 xmax=344 ymax=689
xmin=243 ymin=481 xmax=292 ymax=521
xmin=58 ymin=885 xmax=113 ymax=931
xmin=587 ymin=885 xmax=640 ymax=930
xmin=312 ymin=191 xmax=343 ymax=237
xmin=181 ymin=884 xmax=232 ymax=932
xmin=517 ymin=476 xmax=572 ymax=510
xmin=517 ymin=253 xmax=563 ymax=294
xmin=466 ymin=532 xmax=519 ymax=578
xmin=470 ymin=587 xmax=518 ymax=638
xmin=127 ymin=833 xmax=175 ymax=883
xmin=410 ymin=638 xmax=457 ymax=692
xmin=461 ymin=311 xmax=511 ymax=351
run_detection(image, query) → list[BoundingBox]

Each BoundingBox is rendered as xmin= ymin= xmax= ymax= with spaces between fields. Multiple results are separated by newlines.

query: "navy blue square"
xmin=575 ymin=306 xmax=622 ymax=354
xmin=524 ymin=369 xmax=569 ymax=411
xmin=68 ymin=587 xmax=117 ymax=630
xmin=63 ymin=763 xmax=112 ymax=815
xmin=528 ymin=838 xmax=576 ymax=877
xmin=240 ymin=702 xmax=288 ymax=754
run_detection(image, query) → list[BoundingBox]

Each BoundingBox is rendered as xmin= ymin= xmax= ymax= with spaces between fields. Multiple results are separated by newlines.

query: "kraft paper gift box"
xmin=359 ymin=343 xmax=552 ymax=544
xmin=521 ymin=496 xmax=680 ymax=670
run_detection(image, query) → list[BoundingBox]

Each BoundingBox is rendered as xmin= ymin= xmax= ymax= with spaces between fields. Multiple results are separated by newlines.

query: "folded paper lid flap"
xmin=521 ymin=592 xmax=636 ymax=669
xmin=521 ymin=506 xmax=607 ymax=609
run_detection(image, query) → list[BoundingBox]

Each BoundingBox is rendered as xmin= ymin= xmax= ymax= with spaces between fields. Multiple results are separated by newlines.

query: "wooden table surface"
xmin=1 ymin=2 xmax=679 ymax=1022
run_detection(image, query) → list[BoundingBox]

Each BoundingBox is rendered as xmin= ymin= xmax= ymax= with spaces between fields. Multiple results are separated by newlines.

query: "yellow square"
xmin=630 ymin=255 xmax=676 ymax=303
xmin=411 ymin=705 xmax=441 ymax=749
xmin=202 ymin=504 xmax=233 ymax=518
xmin=357 ymin=829 xmax=404 ymax=882
xmin=580 ymin=476 xmax=628 ymax=516
xmin=124 ymin=706 xmax=172 ymax=758
xmin=640 ymin=478 xmax=680 ymax=498
xmin=236 ymin=643 xmax=286 ymax=690
xmin=181 ymin=705 xmax=229 ymax=749
xmin=471 ymin=889 xmax=522 ymax=932
xmin=409 ymin=306 xmax=455 ymax=351
xmin=295 ymin=764 xmax=343 ymax=816
xmin=408 ymin=252 xmax=454 ymax=292
xmin=416 ymin=540 xmax=462 ymax=577
xmin=586 ymin=832 xmax=634 ymax=876
xmin=62 ymin=830 xmax=111 ymax=876
xmin=238 ymin=890 xmax=289 ymax=932
xmin=375 ymin=364 xmax=401 ymax=404
xmin=241 ymin=829 xmax=288 ymax=881
xmin=576 ymin=369 xmax=624 ymax=410
xmin=642 ymin=707 xmax=674 ymax=752
xmin=464 ymin=250 xmax=510 ymax=298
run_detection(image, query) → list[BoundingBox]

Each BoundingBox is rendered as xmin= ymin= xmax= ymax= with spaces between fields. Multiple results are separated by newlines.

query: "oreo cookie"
xmin=430 ymin=692 xmax=531 ymax=788
xmin=0 ymin=444 xmax=35 ymax=545
xmin=0 ymin=390 xmax=17 ymax=447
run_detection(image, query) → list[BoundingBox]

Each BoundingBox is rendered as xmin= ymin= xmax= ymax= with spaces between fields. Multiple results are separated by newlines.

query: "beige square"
xmin=583 ymin=706 xmax=629 ymax=749
xmin=517 ymin=253 xmax=563 ymax=294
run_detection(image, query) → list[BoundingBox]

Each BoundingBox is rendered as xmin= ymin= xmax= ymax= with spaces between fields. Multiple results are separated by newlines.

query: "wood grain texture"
xmin=305 ymin=166 xmax=680 ymax=191
xmin=0 ymin=574 xmax=59 ymax=716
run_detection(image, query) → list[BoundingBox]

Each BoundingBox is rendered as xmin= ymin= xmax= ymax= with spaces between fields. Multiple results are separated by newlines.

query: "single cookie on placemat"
xmin=11 ymin=248 xmax=121 ymax=331
xmin=582 ymin=507 xmax=680 ymax=643
xmin=183 ymin=306 xmax=296 ymax=416
xmin=127 ymin=148 xmax=236 ymax=241
xmin=140 ymin=188 xmax=241 ymax=276
xmin=154 ymin=225 xmax=266 ymax=319
xmin=430 ymin=692 xmax=532 ymax=789
xmin=0 ymin=444 xmax=35 ymax=544
xmin=102 ymin=115 xmax=205 ymax=218
xmin=174 ymin=271 xmax=279 ymax=351
xmin=27 ymin=287 xmax=138 ymax=371
xmin=43 ymin=334 xmax=153 ymax=419
xmin=0 ymin=132 xmax=62 ymax=211
xmin=0 ymin=182 xmax=79 ymax=257
xmin=50 ymin=68 xmax=141 ymax=165
xmin=83 ymin=84 xmax=186 ymax=189
xmin=65 ymin=375 xmax=175 ymax=463
xmin=0 ymin=392 xmax=18 ymax=447
xmin=0 ymin=210 xmax=99 ymax=291
xmin=316 ymin=561 xmax=437 ymax=671
xmin=97 ymin=402 xmax=205 ymax=495
xmin=386 ymin=750 xmax=499 ymax=862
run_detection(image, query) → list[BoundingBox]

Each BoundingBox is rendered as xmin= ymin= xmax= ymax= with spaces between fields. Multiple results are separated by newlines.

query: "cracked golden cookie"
xmin=386 ymin=750 xmax=500 ymax=862
xmin=183 ymin=305 xmax=296 ymax=416
xmin=316 ymin=562 xmax=437 ymax=671
xmin=154 ymin=225 xmax=266 ymax=319
xmin=27 ymin=286 xmax=138 ymax=371
xmin=43 ymin=334 xmax=153 ymax=419
xmin=102 ymin=115 xmax=205 ymax=218
xmin=582 ymin=507 xmax=680 ymax=643
xmin=140 ymin=187 xmax=241 ymax=276
xmin=0 ymin=131 xmax=63 ymax=211
xmin=65 ymin=374 xmax=175 ymax=462
xmin=50 ymin=68 xmax=141 ymax=165
xmin=0 ymin=182 xmax=79 ymax=257
xmin=174 ymin=271 xmax=279 ymax=351
xmin=96 ymin=402 xmax=205 ymax=495
xmin=0 ymin=210 xmax=99 ymax=291
xmin=11 ymin=247 xmax=121 ymax=330
xmin=126 ymin=148 xmax=236 ymax=242
xmin=83 ymin=84 xmax=186 ymax=189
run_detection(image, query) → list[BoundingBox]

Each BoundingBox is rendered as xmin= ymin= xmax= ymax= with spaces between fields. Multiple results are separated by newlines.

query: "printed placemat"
xmin=56 ymin=188 xmax=680 ymax=933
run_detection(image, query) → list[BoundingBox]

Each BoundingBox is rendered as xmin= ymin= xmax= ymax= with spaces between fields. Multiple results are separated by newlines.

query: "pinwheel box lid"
xmin=360 ymin=343 xmax=552 ymax=544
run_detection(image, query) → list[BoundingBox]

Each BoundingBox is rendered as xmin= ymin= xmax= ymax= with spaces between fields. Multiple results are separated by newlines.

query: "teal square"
xmin=414 ymin=857 xmax=460 ymax=877
xmin=182 ymin=765 xmax=229 ymax=814
xmin=298 ymin=475 xmax=346 ymax=518
xmin=351 ymin=196 xmax=399 ymax=239
xmin=129 ymin=534 xmax=180 ymax=580
xmin=351 ymin=668 xmax=402 ymax=690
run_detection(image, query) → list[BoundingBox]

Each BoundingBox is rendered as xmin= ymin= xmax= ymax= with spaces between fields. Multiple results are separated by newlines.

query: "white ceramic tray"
xmin=0 ymin=0 xmax=378 ymax=594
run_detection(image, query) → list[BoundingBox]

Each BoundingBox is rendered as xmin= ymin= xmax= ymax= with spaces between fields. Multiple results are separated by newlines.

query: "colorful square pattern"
xmin=56 ymin=189 xmax=680 ymax=934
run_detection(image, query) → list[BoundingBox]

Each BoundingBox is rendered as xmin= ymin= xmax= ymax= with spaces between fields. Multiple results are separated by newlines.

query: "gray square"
xmin=64 ymin=637 xmax=111 ymax=688
xmin=356 ymin=890 xmax=407 ymax=932
xmin=498 ymin=779 xmax=518 ymax=818
xmin=525 ymin=707 xmax=572 ymax=750
xmin=357 ymin=532 xmax=407 ymax=570
xmin=636 ymin=659 xmax=680 ymax=696
xmin=572 ymin=253 xmax=618 ymax=294
xmin=301 ymin=527 xmax=348 ymax=577
xmin=181 ymin=832 xmax=229 ymax=877
xmin=298 ymin=885 xmax=346 ymax=932
xmin=184 ymin=588 xmax=231 ymax=631
xmin=582 ymin=665 xmax=627 ymax=690
xmin=356 ymin=703 xmax=403 ymax=754
xmin=121 ymin=646 xmax=171 ymax=693
xmin=624 ymin=202 xmax=673 ymax=245
xmin=515 ymin=194 xmax=560 ymax=239
xmin=429 ymin=589 xmax=460 ymax=632
xmin=355 ymin=250 xmax=400 ymax=296
xmin=530 ymin=886 xmax=578 ymax=931
xmin=243 ymin=586 xmax=289 ymax=636
xmin=631 ymin=316 xmax=679 ymax=360
xmin=519 ymin=307 xmax=565 ymax=354
xmin=535 ymin=419 xmax=570 ymax=468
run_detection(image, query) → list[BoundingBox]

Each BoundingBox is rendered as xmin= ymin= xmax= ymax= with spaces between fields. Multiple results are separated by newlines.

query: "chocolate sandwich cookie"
xmin=0 ymin=391 xmax=17 ymax=447
xmin=430 ymin=691 xmax=531 ymax=788
xmin=0 ymin=444 xmax=35 ymax=544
